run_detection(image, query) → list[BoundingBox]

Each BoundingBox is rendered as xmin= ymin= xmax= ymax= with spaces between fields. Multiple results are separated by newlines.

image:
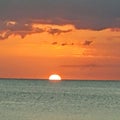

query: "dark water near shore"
xmin=0 ymin=79 xmax=120 ymax=120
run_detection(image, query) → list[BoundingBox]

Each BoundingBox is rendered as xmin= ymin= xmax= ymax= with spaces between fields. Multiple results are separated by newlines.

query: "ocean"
xmin=0 ymin=79 xmax=120 ymax=120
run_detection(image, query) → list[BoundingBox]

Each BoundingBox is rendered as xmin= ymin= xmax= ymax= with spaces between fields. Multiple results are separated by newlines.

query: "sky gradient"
xmin=0 ymin=0 xmax=120 ymax=80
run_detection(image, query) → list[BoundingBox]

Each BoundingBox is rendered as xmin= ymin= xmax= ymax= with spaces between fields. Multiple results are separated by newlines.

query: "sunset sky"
xmin=0 ymin=0 xmax=120 ymax=80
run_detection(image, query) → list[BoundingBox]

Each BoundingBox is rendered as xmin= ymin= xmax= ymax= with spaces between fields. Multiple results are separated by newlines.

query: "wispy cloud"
xmin=60 ymin=63 xmax=120 ymax=68
xmin=83 ymin=40 xmax=93 ymax=46
xmin=110 ymin=28 xmax=120 ymax=32
xmin=61 ymin=64 xmax=101 ymax=68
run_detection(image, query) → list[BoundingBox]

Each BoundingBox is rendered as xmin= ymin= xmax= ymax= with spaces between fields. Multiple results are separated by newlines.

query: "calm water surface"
xmin=0 ymin=79 xmax=120 ymax=120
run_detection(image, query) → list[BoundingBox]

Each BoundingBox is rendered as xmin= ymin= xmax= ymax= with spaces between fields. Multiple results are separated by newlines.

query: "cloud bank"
xmin=0 ymin=0 xmax=119 ymax=31
xmin=0 ymin=20 xmax=73 ymax=40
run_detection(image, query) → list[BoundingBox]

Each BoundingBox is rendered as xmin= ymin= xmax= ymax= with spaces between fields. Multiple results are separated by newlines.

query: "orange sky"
xmin=0 ymin=23 xmax=120 ymax=80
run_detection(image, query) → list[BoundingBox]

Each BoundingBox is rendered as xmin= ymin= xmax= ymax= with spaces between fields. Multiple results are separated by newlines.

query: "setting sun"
xmin=49 ymin=74 xmax=62 ymax=81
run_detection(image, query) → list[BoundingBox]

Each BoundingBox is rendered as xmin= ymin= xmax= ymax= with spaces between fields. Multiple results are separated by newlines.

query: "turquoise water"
xmin=0 ymin=79 xmax=120 ymax=120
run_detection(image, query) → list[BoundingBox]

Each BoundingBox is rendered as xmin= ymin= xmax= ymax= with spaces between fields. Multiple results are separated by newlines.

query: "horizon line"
xmin=0 ymin=77 xmax=120 ymax=81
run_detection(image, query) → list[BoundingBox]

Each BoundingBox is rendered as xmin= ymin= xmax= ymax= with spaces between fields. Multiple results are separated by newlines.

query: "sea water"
xmin=0 ymin=79 xmax=120 ymax=120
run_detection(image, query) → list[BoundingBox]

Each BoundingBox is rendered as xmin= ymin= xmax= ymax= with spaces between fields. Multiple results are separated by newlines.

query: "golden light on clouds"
xmin=32 ymin=23 xmax=75 ymax=30
xmin=6 ymin=20 xmax=17 ymax=26
xmin=0 ymin=22 xmax=120 ymax=80
xmin=0 ymin=24 xmax=120 ymax=58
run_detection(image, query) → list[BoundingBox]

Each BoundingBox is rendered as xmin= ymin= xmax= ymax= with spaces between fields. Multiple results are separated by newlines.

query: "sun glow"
xmin=49 ymin=74 xmax=62 ymax=81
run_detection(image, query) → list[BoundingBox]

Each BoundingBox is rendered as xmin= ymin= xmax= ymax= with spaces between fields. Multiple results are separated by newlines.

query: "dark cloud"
xmin=71 ymin=43 xmax=74 ymax=45
xmin=61 ymin=42 xmax=74 ymax=46
xmin=0 ymin=23 xmax=72 ymax=40
xmin=0 ymin=19 xmax=72 ymax=40
xmin=0 ymin=0 xmax=119 ymax=30
xmin=51 ymin=42 xmax=74 ymax=46
xmin=61 ymin=43 xmax=68 ymax=46
xmin=47 ymin=28 xmax=72 ymax=35
xmin=83 ymin=40 xmax=93 ymax=46
xmin=52 ymin=42 xmax=58 ymax=45
xmin=0 ymin=21 xmax=44 ymax=39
